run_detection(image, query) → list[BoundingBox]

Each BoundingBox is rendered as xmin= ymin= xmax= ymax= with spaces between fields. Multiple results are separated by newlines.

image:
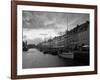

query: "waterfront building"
xmin=39 ymin=21 xmax=89 ymax=51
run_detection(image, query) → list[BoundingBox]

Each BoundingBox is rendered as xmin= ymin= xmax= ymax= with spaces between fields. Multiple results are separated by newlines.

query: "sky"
xmin=22 ymin=11 xmax=89 ymax=45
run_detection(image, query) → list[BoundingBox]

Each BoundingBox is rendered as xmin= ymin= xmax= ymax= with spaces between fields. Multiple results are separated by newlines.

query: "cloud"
xmin=22 ymin=11 xmax=89 ymax=34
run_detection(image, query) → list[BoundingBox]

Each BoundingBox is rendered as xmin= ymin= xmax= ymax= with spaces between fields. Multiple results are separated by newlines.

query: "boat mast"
xmin=66 ymin=16 xmax=68 ymax=48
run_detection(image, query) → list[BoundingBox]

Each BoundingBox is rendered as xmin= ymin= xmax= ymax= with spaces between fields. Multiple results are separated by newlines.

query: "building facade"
xmin=38 ymin=21 xmax=89 ymax=51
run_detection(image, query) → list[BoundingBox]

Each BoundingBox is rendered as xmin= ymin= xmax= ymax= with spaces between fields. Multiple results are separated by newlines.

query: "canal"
xmin=22 ymin=48 xmax=87 ymax=69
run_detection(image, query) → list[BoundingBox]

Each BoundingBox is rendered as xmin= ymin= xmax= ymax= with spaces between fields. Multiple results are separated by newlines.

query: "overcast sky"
xmin=22 ymin=11 xmax=89 ymax=44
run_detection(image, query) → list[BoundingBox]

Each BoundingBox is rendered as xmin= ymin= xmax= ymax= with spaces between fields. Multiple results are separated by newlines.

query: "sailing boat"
xmin=58 ymin=16 xmax=74 ymax=59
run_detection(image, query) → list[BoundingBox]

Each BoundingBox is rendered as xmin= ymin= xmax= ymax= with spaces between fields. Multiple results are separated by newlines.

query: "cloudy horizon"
xmin=22 ymin=11 xmax=89 ymax=45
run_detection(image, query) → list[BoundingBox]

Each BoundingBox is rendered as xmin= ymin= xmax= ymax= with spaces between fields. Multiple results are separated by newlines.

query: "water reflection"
xmin=22 ymin=48 xmax=88 ymax=69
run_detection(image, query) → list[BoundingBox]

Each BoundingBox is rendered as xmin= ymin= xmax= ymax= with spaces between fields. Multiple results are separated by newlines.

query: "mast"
xmin=66 ymin=16 xmax=68 ymax=48
xmin=67 ymin=16 xmax=68 ymax=33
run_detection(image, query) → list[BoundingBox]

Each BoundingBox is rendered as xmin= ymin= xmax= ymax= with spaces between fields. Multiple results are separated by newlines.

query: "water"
xmin=22 ymin=48 xmax=87 ymax=69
